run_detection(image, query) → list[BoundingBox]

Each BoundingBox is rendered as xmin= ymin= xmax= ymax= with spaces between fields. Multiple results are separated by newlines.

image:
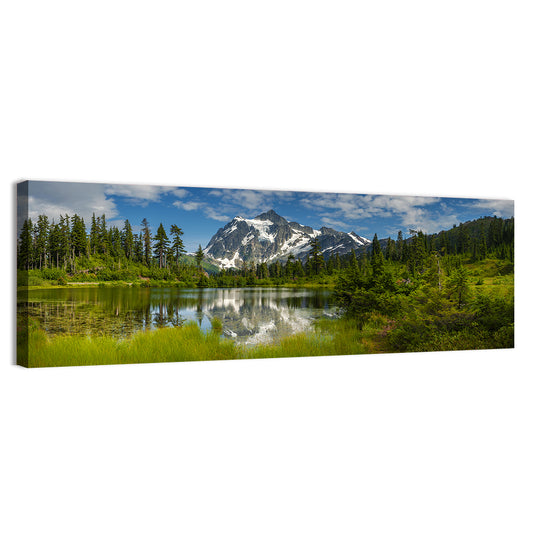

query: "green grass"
xmin=23 ymin=318 xmax=372 ymax=368
xmin=465 ymin=259 xmax=514 ymax=298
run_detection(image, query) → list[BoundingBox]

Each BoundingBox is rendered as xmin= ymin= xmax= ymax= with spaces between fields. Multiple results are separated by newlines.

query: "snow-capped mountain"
xmin=203 ymin=209 xmax=370 ymax=269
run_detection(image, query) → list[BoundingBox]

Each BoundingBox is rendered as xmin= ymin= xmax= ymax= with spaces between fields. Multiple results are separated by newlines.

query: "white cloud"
xmin=302 ymin=192 xmax=440 ymax=227
xmin=172 ymin=188 xmax=294 ymax=222
xmin=203 ymin=207 xmax=232 ymax=222
xmin=172 ymin=188 xmax=190 ymax=199
xmin=320 ymin=217 xmax=352 ymax=230
xmin=105 ymin=184 xmax=174 ymax=205
xmin=28 ymin=181 xmax=118 ymax=223
xmin=25 ymin=181 xmax=183 ymax=227
xmin=470 ymin=199 xmax=514 ymax=218
xmin=173 ymin=200 xmax=204 ymax=211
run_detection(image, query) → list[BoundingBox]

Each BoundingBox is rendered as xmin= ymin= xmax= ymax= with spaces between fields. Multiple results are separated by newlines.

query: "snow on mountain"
xmin=204 ymin=209 xmax=370 ymax=269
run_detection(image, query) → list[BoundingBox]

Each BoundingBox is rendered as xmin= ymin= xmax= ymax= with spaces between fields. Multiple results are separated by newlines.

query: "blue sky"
xmin=26 ymin=181 xmax=514 ymax=253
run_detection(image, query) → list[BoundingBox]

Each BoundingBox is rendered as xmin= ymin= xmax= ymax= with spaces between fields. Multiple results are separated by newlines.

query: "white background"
xmin=1 ymin=2 xmax=532 ymax=532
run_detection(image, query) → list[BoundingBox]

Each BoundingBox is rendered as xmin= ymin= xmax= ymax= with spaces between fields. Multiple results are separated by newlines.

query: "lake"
xmin=21 ymin=287 xmax=339 ymax=345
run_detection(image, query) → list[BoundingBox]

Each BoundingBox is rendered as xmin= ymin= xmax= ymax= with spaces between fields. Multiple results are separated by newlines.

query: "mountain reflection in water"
xmin=21 ymin=287 xmax=338 ymax=345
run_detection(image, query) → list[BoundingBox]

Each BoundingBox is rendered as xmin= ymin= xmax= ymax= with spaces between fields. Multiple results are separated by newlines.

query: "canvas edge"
xmin=16 ymin=180 xmax=29 ymax=367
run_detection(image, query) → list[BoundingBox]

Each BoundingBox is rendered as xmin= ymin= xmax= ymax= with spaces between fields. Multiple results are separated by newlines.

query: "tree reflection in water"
xmin=20 ymin=287 xmax=338 ymax=344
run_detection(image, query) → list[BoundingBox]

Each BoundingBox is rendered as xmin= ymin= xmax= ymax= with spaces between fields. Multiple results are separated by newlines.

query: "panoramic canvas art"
xmin=16 ymin=180 xmax=514 ymax=368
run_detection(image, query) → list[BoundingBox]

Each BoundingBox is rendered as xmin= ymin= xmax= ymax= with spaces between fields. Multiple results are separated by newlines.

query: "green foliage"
xmin=334 ymin=244 xmax=514 ymax=353
xmin=25 ymin=318 xmax=372 ymax=367
xmin=471 ymin=294 xmax=514 ymax=332
xmin=210 ymin=317 xmax=223 ymax=334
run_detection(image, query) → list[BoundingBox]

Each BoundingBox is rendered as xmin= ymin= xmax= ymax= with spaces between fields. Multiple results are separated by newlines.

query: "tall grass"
xmin=25 ymin=319 xmax=372 ymax=368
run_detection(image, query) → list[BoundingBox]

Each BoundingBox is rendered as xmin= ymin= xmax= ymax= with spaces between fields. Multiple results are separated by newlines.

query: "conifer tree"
xmin=396 ymin=230 xmax=404 ymax=262
xmin=285 ymin=253 xmax=295 ymax=279
xmin=48 ymin=222 xmax=61 ymax=268
xmin=308 ymin=237 xmax=325 ymax=275
xmin=370 ymin=233 xmax=385 ymax=276
xmin=90 ymin=213 xmax=100 ymax=255
xmin=170 ymin=224 xmax=186 ymax=269
xmin=34 ymin=215 xmax=50 ymax=269
xmin=141 ymin=218 xmax=151 ymax=265
xmin=294 ymin=258 xmax=305 ymax=278
xmin=99 ymin=214 xmax=109 ymax=255
xmin=122 ymin=220 xmax=134 ymax=259
xmin=109 ymin=226 xmax=122 ymax=258
xmin=134 ymin=232 xmax=144 ymax=263
xmin=195 ymin=244 xmax=204 ymax=271
xmin=58 ymin=215 xmax=71 ymax=268
xmin=18 ymin=218 xmax=33 ymax=270
xmin=153 ymin=223 xmax=170 ymax=268
xmin=71 ymin=215 xmax=87 ymax=257
xmin=385 ymin=237 xmax=395 ymax=261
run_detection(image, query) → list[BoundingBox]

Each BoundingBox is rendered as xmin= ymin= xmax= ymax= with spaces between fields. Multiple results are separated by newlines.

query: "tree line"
xmin=17 ymin=212 xmax=513 ymax=287
xmin=16 ymin=213 xmax=211 ymax=272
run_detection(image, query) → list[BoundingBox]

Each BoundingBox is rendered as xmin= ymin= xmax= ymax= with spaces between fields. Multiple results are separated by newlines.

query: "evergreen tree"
xmin=153 ymin=223 xmax=170 ymax=268
xmin=407 ymin=230 xmax=427 ymax=276
xmin=122 ymin=220 xmax=134 ymax=259
xmin=71 ymin=215 xmax=87 ymax=257
xmin=385 ymin=237 xmax=396 ymax=261
xmin=478 ymin=221 xmax=487 ymax=260
xmin=294 ymin=258 xmax=305 ymax=278
xmin=99 ymin=214 xmax=109 ymax=255
xmin=90 ymin=213 xmax=100 ymax=255
xmin=18 ymin=218 xmax=34 ymax=270
xmin=48 ymin=221 xmax=61 ymax=268
xmin=284 ymin=254 xmax=295 ymax=279
xmin=133 ymin=232 xmax=144 ymax=263
xmin=447 ymin=266 xmax=469 ymax=307
xmin=396 ymin=230 xmax=404 ymax=262
xmin=58 ymin=215 xmax=71 ymax=268
xmin=457 ymin=223 xmax=470 ymax=255
xmin=195 ymin=244 xmax=204 ymax=271
xmin=34 ymin=215 xmax=50 ymax=269
xmin=258 ymin=262 xmax=269 ymax=279
xmin=109 ymin=226 xmax=123 ymax=258
xmin=334 ymin=253 xmax=341 ymax=271
xmin=170 ymin=224 xmax=186 ymax=269
xmin=370 ymin=233 xmax=385 ymax=276
xmin=308 ymin=237 xmax=325 ymax=275
xmin=141 ymin=218 xmax=151 ymax=265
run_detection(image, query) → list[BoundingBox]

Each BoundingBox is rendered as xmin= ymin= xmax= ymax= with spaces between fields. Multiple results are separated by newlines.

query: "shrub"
xmin=40 ymin=268 xmax=65 ymax=280
xmin=471 ymin=295 xmax=514 ymax=332
xmin=210 ymin=317 xmax=223 ymax=334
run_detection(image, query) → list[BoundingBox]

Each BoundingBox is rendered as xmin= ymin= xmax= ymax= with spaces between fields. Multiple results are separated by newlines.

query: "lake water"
xmin=21 ymin=287 xmax=339 ymax=345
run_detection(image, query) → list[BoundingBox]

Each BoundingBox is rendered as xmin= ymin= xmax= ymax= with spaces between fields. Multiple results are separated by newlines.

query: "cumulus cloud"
xmin=470 ymin=199 xmax=514 ymax=218
xmin=302 ymin=192 xmax=441 ymax=228
xmin=105 ymin=184 xmax=174 ymax=205
xmin=173 ymin=200 xmax=204 ymax=211
xmin=172 ymin=187 xmax=295 ymax=222
xmin=25 ymin=181 xmax=183 ymax=226
xmin=28 ymin=181 xmax=118 ymax=223
xmin=172 ymin=188 xmax=190 ymax=199
xmin=320 ymin=217 xmax=353 ymax=230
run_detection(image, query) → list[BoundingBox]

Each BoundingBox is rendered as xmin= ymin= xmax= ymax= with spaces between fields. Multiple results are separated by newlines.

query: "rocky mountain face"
xmin=204 ymin=209 xmax=370 ymax=269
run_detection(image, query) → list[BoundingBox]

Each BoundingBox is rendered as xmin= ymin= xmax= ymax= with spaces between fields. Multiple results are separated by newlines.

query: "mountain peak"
xmin=204 ymin=210 xmax=369 ymax=268
xmin=254 ymin=209 xmax=288 ymax=225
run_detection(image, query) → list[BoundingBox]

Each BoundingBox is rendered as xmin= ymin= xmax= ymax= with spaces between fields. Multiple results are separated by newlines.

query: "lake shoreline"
xmin=19 ymin=280 xmax=337 ymax=291
xmin=20 ymin=316 xmax=377 ymax=368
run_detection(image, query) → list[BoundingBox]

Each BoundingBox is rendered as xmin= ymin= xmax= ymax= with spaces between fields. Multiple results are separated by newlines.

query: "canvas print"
xmin=16 ymin=180 xmax=514 ymax=367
